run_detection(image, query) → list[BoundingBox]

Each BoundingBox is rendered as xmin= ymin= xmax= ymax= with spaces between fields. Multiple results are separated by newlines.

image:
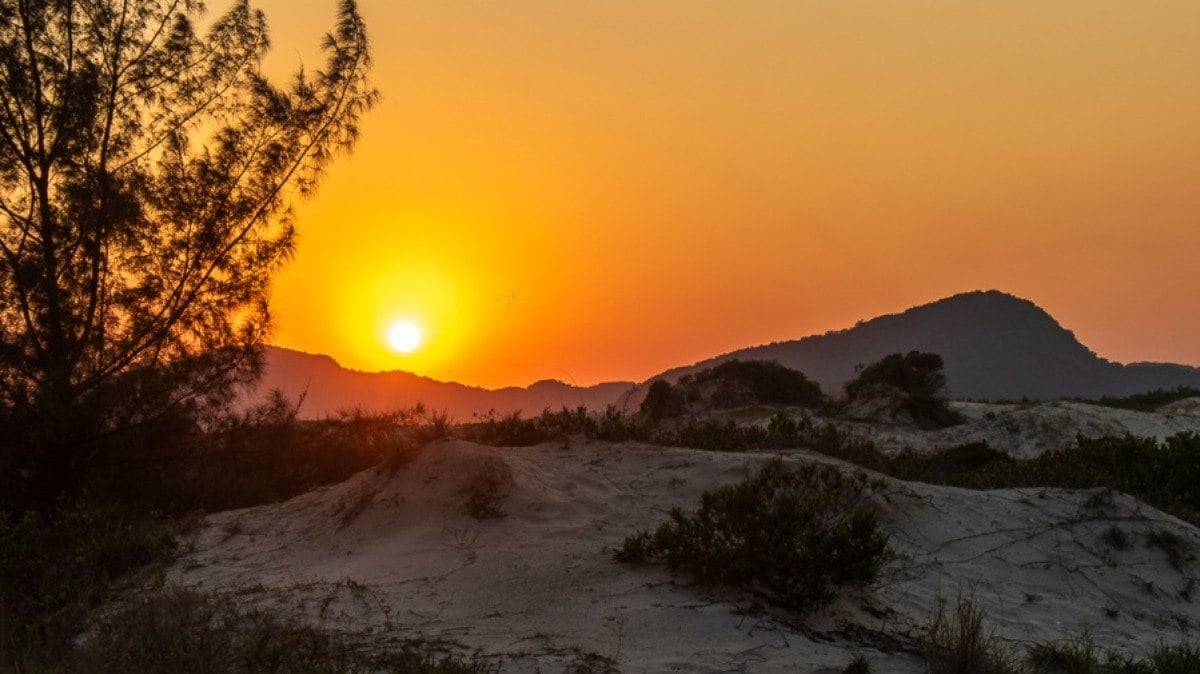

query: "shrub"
xmin=615 ymin=458 xmax=890 ymax=612
xmin=679 ymin=359 xmax=826 ymax=409
xmin=892 ymin=442 xmax=1013 ymax=481
xmin=1010 ymin=433 xmax=1200 ymax=526
xmin=652 ymin=419 xmax=765 ymax=452
xmin=802 ymin=431 xmax=1200 ymax=530
xmin=1080 ymin=387 xmax=1200 ymax=413
xmin=843 ymin=653 xmax=873 ymax=673
xmin=921 ymin=597 xmax=1017 ymax=674
xmin=594 ymin=404 xmax=651 ymax=442
xmin=843 ymin=351 xmax=962 ymax=429
xmin=641 ymin=380 xmax=687 ymax=421
xmin=846 ymin=351 xmax=948 ymax=401
xmin=1101 ymin=526 xmax=1131 ymax=551
xmin=461 ymin=459 xmax=515 ymax=521
xmin=535 ymin=406 xmax=600 ymax=437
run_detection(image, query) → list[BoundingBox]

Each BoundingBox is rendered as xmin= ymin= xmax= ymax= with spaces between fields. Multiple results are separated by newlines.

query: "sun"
xmin=386 ymin=320 xmax=423 ymax=354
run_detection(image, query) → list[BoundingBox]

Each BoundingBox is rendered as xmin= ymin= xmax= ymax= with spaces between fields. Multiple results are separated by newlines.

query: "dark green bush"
xmin=681 ymin=359 xmax=826 ymax=409
xmin=616 ymin=457 xmax=890 ymax=612
xmin=891 ymin=442 xmax=1013 ymax=481
xmin=641 ymin=379 xmax=686 ymax=421
xmin=846 ymin=351 xmax=948 ymax=401
xmin=1001 ymin=433 xmax=1200 ymax=526
xmin=1079 ymin=387 xmax=1200 ymax=413
xmin=652 ymin=419 xmax=765 ymax=452
xmin=802 ymin=430 xmax=1200 ymax=529
xmin=843 ymin=351 xmax=962 ymax=429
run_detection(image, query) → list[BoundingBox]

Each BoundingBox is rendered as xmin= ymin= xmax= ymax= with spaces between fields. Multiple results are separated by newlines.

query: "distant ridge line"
xmin=253 ymin=290 xmax=1200 ymax=416
xmin=651 ymin=290 xmax=1200 ymax=401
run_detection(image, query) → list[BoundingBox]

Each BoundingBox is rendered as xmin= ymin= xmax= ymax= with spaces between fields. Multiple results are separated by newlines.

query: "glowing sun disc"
xmin=387 ymin=321 xmax=423 ymax=354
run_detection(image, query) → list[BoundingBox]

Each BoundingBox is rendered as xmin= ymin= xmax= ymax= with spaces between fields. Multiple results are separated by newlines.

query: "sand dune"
xmin=169 ymin=422 xmax=1200 ymax=671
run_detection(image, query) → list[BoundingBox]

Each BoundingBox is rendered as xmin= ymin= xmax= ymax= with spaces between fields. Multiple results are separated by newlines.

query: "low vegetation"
xmin=842 ymin=351 xmax=963 ymax=429
xmin=1076 ymin=387 xmax=1200 ymax=413
xmin=908 ymin=433 xmax=1200 ymax=527
xmin=678 ymin=359 xmax=826 ymax=408
xmin=640 ymin=359 xmax=826 ymax=421
xmin=0 ymin=499 xmax=181 ymax=669
xmin=1025 ymin=634 xmax=1200 ymax=674
xmin=464 ymin=395 xmax=1200 ymax=532
xmin=9 ymin=354 xmax=1197 ymax=671
xmin=615 ymin=457 xmax=890 ymax=613
xmin=842 ymin=653 xmax=873 ymax=673
xmin=71 ymin=587 xmax=489 ymax=674
xmin=733 ymin=423 xmax=1200 ymax=530
xmin=921 ymin=596 xmax=1017 ymax=674
xmin=0 ymin=402 xmax=489 ymax=672
xmin=68 ymin=396 xmax=452 ymax=516
xmin=464 ymin=405 xmax=647 ymax=447
xmin=461 ymin=458 xmax=514 ymax=520
xmin=920 ymin=598 xmax=1200 ymax=674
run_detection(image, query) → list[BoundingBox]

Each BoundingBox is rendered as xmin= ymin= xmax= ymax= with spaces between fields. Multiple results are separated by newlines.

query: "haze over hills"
xmin=254 ymin=290 xmax=1200 ymax=417
xmin=658 ymin=290 xmax=1200 ymax=400
xmin=253 ymin=347 xmax=638 ymax=419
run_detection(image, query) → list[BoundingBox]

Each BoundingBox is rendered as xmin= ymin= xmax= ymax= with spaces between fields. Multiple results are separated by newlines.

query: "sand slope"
xmin=170 ymin=436 xmax=1200 ymax=672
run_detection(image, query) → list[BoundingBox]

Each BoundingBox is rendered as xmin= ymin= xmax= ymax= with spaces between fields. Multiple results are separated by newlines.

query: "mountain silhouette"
xmin=250 ymin=347 xmax=638 ymax=419
xmin=254 ymin=290 xmax=1200 ymax=416
xmin=656 ymin=290 xmax=1200 ymax=400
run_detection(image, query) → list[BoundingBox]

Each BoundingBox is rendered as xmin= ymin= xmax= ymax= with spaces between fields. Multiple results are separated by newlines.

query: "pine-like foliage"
xmin=0 ymin=0 xmax=377 ymax=500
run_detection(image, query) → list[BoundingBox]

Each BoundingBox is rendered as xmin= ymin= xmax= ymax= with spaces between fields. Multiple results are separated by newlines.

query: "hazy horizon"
xmin=265 ymin=288 xmax=1200 ymax=390
xmin=237 ymin=1 xmax=1199 ymax=388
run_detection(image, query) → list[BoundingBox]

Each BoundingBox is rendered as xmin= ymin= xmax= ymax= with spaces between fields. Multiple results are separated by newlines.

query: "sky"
xmin=243 ymin=1 xmax=1200 ymax=388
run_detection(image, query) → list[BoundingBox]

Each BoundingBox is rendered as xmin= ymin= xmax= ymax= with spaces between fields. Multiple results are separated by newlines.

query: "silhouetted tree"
xmin=845 ymin=351 xmax=947 ymax=401
xmin=844 ymin=351 xmax=960 ymax=428
xmin=687 ymin=359 xmax=825 ymax=408
xmin=640 ymin=379 xmax=684 ymax=422
xmin=0 ymin=0 xmax=376 ymax=501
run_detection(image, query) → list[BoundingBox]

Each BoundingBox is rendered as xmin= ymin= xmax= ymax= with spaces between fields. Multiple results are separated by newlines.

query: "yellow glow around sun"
xmin=386 ymin=320 xmax=423 ymax=354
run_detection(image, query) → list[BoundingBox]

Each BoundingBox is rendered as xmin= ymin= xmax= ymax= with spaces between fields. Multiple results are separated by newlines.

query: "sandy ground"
xmin=168 ymin=419 xmax=1200 ymax=671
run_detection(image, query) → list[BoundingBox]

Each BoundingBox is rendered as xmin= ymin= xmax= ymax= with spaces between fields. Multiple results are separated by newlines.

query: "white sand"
xmin=168 ymin=431 xmax=1200 ymax=671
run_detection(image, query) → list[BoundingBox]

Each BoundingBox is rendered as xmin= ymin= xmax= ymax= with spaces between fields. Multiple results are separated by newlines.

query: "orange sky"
xmin=246 ymin=1 xmax=1200 ymax=388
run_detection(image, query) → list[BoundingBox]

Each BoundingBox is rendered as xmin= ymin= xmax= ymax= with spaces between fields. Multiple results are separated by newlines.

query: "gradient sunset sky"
xmin=247 ymin=1 xmax=1200 ymax=388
